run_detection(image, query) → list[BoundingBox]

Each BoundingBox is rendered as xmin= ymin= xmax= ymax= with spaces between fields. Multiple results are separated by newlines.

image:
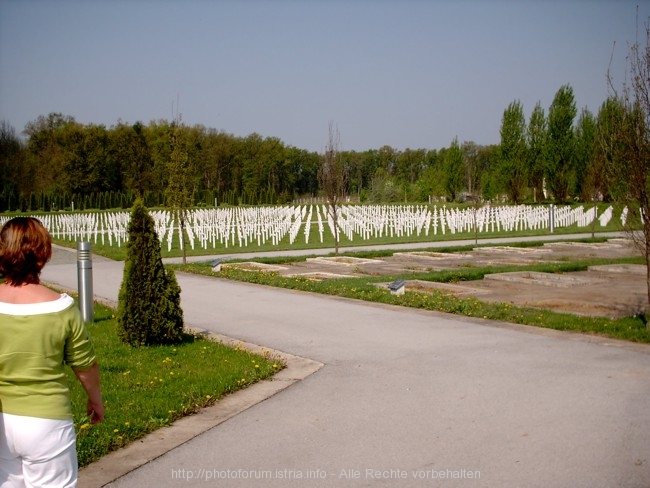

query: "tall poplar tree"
xmin=546 ymin=84 xmax=577 ymax=202
xmin=574 ymin=108 xmax=597 ymax=200
xmin=166 ymin=116 xmax=193 ymax=264
xmin=499 ymin=100 xmax=528 ymax=204
xmin=527 ymin=102 xmax=547 ymax=201
xmin=594 ymin=98 xmax=624 ymax=201
xmin=443 ymin=138 xmax=464 ymax=202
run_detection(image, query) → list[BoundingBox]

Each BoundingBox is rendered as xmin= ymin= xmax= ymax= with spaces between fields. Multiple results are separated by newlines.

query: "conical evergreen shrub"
xmin=117 ymin=199 xmax=184 ymax=346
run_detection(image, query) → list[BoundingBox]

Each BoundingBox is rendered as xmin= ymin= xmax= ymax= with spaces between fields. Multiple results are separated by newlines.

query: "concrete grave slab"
xmin=222 ymin=262 xmax=288 ymax=272
xmin=588 ymin=264 xmax=646 ymax=275
xmin=306 ymin=256 xmax=384 ymax=266
xmin=484 ymin=271 xmax=606 ymax=287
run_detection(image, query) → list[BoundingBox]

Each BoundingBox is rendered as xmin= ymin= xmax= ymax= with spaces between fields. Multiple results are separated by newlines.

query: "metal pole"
xmin=77 ymin=242 xmax=94 ymax=323
xmin=549 ymin=204 xmax=555 ymax=233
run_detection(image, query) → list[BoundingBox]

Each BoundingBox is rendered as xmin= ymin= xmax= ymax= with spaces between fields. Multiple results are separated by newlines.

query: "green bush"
xmin=117 ymin=199 xmax=184 ymax=346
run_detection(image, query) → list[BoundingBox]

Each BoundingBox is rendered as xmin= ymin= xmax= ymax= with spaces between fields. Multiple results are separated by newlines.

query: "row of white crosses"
xmin=0 ymin=204 xmax=621 ymax=250
xmin=335 ymin=205 xmax=432 ymax=240
xmin=182 ymin=205 xmax=308 ymax=250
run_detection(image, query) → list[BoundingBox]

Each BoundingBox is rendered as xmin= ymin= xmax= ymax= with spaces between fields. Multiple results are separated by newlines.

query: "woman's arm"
xmin=73 ymin=362 xmax=104 ymax=423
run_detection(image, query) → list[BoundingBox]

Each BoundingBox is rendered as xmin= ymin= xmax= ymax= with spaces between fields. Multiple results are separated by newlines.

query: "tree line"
xmin=0 ymin=83 xmax=639 ymax=213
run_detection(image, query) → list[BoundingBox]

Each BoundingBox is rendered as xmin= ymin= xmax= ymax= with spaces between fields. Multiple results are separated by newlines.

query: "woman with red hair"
xmin=0 ymin=217 xmax=104 ymax=487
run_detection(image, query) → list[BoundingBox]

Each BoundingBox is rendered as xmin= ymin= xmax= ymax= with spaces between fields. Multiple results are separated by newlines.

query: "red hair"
xmin=0 ymin=217 xmax=52 ymax=286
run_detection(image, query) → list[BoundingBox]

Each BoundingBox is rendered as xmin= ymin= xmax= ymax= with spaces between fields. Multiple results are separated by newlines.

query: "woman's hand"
xmin=87 ymin=397 xmax=105 ymax=423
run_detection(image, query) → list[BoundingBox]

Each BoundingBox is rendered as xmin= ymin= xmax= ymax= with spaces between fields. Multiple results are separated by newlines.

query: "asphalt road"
xmin=40 ymin=236 xmax=650 ymax=488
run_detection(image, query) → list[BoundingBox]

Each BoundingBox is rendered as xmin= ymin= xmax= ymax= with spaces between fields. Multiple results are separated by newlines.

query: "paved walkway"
xmin=41 ymin=235 xmax=650 ymax=488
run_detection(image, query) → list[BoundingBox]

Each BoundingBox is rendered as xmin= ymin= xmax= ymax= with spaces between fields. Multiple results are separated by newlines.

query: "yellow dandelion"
xmin=80 ymin=423 xmax=91 ymax=430
xmin=113 ymin=429 xmax=119 ymax=433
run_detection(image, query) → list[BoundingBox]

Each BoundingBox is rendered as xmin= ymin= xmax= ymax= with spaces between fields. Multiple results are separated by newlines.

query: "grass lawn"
xmin=67 ymin=303 xmax=283 ymax=467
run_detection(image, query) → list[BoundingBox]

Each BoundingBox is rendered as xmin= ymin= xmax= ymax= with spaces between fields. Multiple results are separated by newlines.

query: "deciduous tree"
xmin=499 ymin=100 xmax=528 ymax=204
xmin=24 ymin=113 xmax=75 ymax=193
xmin=0 ymin=121 xmax=25 ymax=205
xmin=443 ymin=138 xmax=464 ymax=202
xmin=166 ymin=117 xmax=193 ymax=264
xmin=574 ymin=108 xmax=597 ymax=200
xmin=527 ymin=102 xmax=547 ymax=201
xmin=604 ymin=14 xmax=650 ymax=319
xmin=61 ymin=123 xmax=110 ymax=194
xmin=109 ymin=122 xmax=153 ymax=196
xmin=319 ymin=122 xmax=347 ymax=254
xmin=461 ymin=141 xmax=482 ymax=198
xmin=545 ymin=85 xmax=577 ymax=202
xmin=594 ymin=98 xmax=624 ymax=201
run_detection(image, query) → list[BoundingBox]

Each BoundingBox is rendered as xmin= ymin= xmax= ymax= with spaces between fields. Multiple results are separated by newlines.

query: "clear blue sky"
xmin=1 ymin=0 xmax=647 ymax=153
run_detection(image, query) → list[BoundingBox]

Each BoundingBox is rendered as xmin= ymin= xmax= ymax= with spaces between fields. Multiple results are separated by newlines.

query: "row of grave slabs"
xmin=219 ymin=239 xmax=646 ymax=318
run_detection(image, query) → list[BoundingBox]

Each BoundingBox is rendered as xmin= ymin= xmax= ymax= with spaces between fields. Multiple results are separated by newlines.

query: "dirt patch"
xmin=286 ymin=272 xmax=356 ymax=281
xmin=523 ymin=299 xmax=634 ymax=317
xmin=403 ymin=280 xmax=491 ymax=296
xmin=306 ymin=256 xmax=383 ymax=266
xmin=244 ymin=238 xmax=647 ymax=318
xmin=483 ymin=271 xmax=606 ymax=288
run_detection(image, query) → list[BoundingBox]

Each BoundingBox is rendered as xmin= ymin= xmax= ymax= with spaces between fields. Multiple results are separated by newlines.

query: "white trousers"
xmin=0 ymin=413 xmax=77 ymax=488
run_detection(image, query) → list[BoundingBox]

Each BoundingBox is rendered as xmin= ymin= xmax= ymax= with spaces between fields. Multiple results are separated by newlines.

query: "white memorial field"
xmin=0 ymin=204 xmax=623 ymax=252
